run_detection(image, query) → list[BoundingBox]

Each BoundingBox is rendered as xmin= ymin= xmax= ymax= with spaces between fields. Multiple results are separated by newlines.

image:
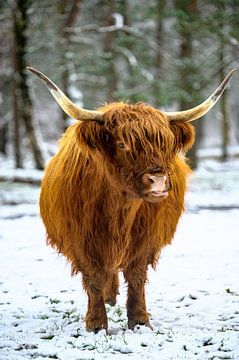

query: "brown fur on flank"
xmin=40 ymin=102 xmax=194 ymax=332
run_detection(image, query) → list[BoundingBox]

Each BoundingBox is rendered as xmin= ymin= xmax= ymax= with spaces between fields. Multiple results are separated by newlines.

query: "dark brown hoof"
xmin=85 ymin=317 xmax=108 ymax=333
xmin=128 ymin=319 xmax=152 ymax=331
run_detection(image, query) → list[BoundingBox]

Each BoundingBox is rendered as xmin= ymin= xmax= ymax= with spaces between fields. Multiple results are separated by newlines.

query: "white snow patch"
xmin=0 ymin=159 xmax=239 ymax=359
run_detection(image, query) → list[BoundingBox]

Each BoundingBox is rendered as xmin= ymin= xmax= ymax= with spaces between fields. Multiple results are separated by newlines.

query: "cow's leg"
xmin=124 ymin=260 xmax=151 ymax=330
xmin=82 ymin=272 xmax=108 ymax=332
xmin=103 ymin=272 xmax=119 ymax=306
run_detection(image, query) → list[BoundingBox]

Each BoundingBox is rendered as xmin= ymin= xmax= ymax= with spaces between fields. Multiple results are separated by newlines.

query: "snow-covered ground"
xmin=0 ymin=159 xmax=239 ymax=360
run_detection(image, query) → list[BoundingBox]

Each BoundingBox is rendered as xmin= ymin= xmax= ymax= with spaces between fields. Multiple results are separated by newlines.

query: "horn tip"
xmin=227 ymin=68 xmax=237 ymax=80
xmin=26 ymin=66 xmax=37 ymax=74
xmin=229 ymin=68 xmax=237 ymax=77
xmin=26 ymin=66 xmax=58 ymax=92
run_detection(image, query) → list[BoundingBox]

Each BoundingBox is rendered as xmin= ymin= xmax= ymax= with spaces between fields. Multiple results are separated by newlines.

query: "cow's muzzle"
xmin=139 ymin=172 xmax=171 ymax=201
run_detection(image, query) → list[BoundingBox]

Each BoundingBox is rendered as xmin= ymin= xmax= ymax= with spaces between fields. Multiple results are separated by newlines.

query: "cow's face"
xmin=27 ymin=68 xmax=235 ymax=200
xmin=27 ymin=68 xmax=234 ymax=202
xmin=79 ymin=103 xmax=194 ymax=203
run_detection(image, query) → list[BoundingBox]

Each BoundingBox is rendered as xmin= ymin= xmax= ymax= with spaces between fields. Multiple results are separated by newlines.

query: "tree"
xmin=174 ymin=0 xmax=201 ymax=169
xmin=206 ymin=0 xmax=237 ymax=160
xmin=0 ymin=98 xmax=8 ymax=156
xmin=154 ymin=0 xmax=166 ymax=105
xmin=197 ymin=0 xmax=239 ymax=159
xmin=0 ymin=3 xmax=12 ymax=157
xmin=58 ymin=0 xmax=80 ymax=131
xmin=219 ymin=52 xmax=230 ymax=161
xmin=101 ymin=1 xmax=118 ymax=102
xmin=12 ymin=0 xmax=45 ymax=169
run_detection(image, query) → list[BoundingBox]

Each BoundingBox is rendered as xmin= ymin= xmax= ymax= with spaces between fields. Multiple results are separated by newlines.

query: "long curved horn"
xmin=27 ymin=67 xmax=104 ymax=122
xmin=165 ymin=68 xmax=236 ymax=123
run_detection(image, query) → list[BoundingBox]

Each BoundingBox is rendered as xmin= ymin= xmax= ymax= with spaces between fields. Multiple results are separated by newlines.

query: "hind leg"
xmin=103 ymin=272 xmax=119 ymax=306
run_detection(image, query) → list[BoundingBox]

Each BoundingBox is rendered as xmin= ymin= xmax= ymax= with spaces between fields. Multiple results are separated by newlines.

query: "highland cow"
xmin=28 ymin=67 xmax=235 ymax=332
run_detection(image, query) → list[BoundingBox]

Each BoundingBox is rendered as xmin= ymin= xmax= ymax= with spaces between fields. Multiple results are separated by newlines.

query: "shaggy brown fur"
xmin=40 ymin=102 xmax=195 ymax=332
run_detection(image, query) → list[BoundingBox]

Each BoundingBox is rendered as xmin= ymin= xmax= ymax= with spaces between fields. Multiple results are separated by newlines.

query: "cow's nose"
xmin=142 ymin=173 xmax=167 ymax=191
xmin=142 ymin=173 xmax=157 ymax=185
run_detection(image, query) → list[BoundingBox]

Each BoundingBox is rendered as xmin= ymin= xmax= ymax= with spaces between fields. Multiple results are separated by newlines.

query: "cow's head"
xmin=27 ymin=67 xmax=236 ymax=203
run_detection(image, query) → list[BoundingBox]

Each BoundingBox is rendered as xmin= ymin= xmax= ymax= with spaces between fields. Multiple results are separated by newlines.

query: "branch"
xmin=64 ymin=0 xmax=80 ymax=30
xmin=72 ymin=73 xmax=105 ymax=85
xmin=65 ymin=12 xmax=144 ymax=38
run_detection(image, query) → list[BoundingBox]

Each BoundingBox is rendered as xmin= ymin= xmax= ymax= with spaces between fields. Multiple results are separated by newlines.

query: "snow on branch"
xmin=65 ymin=13 xmax=143 ymax=37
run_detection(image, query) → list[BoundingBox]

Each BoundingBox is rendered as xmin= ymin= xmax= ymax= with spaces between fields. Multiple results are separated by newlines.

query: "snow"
xmin=0 ymin=159 xmax=239 ymax=360
xmin=112 ymin=13 xmax=124 ymax=29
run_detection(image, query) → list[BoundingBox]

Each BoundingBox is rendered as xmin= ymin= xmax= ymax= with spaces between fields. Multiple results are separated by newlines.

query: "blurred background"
xmin=0 ymin=0 xmax=239 ymax=171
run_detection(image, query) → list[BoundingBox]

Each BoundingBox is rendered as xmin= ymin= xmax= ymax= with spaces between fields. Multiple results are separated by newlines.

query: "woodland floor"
xmin=0 ymin=159 xmax=239 ymax=360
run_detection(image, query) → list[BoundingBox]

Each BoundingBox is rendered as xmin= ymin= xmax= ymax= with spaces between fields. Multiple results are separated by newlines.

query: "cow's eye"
xmin=118 ymin=142 xmax=125 ymax=149
xmin=105 ymin=133 xmax=109 ymax=142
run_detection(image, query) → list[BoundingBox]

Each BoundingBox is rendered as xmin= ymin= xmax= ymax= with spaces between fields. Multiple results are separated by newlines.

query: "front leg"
xmin=124 ymin=259 xmax=151 ymax=330
xmin=82 ymin=272 xmax=108 ymax=332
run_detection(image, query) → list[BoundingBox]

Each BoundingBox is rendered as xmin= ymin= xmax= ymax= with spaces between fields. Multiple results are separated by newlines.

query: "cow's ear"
xmin=76 ymin=122 xmax=102 ymax=151
xmin=170 ymin=122 xmax=195 ymax=153
xmin=77 ymin=122 xmax=115 ymax=154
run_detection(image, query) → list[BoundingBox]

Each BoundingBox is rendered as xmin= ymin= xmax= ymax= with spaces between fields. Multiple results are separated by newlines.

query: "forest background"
xmin=0 ymin=0 xmax=239 ymax=171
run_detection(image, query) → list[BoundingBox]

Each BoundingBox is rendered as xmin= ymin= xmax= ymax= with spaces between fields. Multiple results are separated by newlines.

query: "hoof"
xmin=85 ymin=315 xmax=108 ymax=333
xmin=128 ymin=319 xmax=152 ymax=331
xmin=86 ymin=323 xmax=108 ymax=333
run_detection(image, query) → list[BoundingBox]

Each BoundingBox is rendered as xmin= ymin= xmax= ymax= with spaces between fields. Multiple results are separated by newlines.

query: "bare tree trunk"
xmin=116 ymin=0 xmax=137 ymax=96
xmin=154 ymin=0 xmax=165 ymax=104
xmin=59 ymin=0 xmax=80 ymax=131
xmin=179 ymin=26 xmax=201 ymax=170
xmin=101 ymin=2 xmax=118 ymax=101
xmin=219 ymin=67 xmax=230 ymax=161
xmin=13 ymin=91 xmax=23 ymax=168
xmin=0 ymin=91 xmax=8 ymax=156
xmin=12 ymin=7 xmax=23 ymax=168
xmin=175 ymin=0 xmax=200 ymax=169
xmin=0 ymin=3 xmax=11 ymax=157
xmin=0 ymin=90 xmax=9 ymax=156
xmin=13 ymin=0 xmax=45 ymax=170
xmin=0 ymin=123 xmax=8 ymax=155
xmin=218 ymin=2 xmax=230 ymax=161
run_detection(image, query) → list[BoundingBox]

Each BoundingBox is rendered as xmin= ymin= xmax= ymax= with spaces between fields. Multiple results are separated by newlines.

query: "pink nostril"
xmin=142 ymin=173 xmax=153 ymax=186
xmin=147 ymin=175 xmax=155 ymax=184
xmin=142 ymin=173 xmax=157 ymax=186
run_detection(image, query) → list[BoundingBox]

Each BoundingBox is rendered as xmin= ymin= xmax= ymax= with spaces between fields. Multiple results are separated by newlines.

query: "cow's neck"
xmin=98 ymin=178 xmax=142 ymax=237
